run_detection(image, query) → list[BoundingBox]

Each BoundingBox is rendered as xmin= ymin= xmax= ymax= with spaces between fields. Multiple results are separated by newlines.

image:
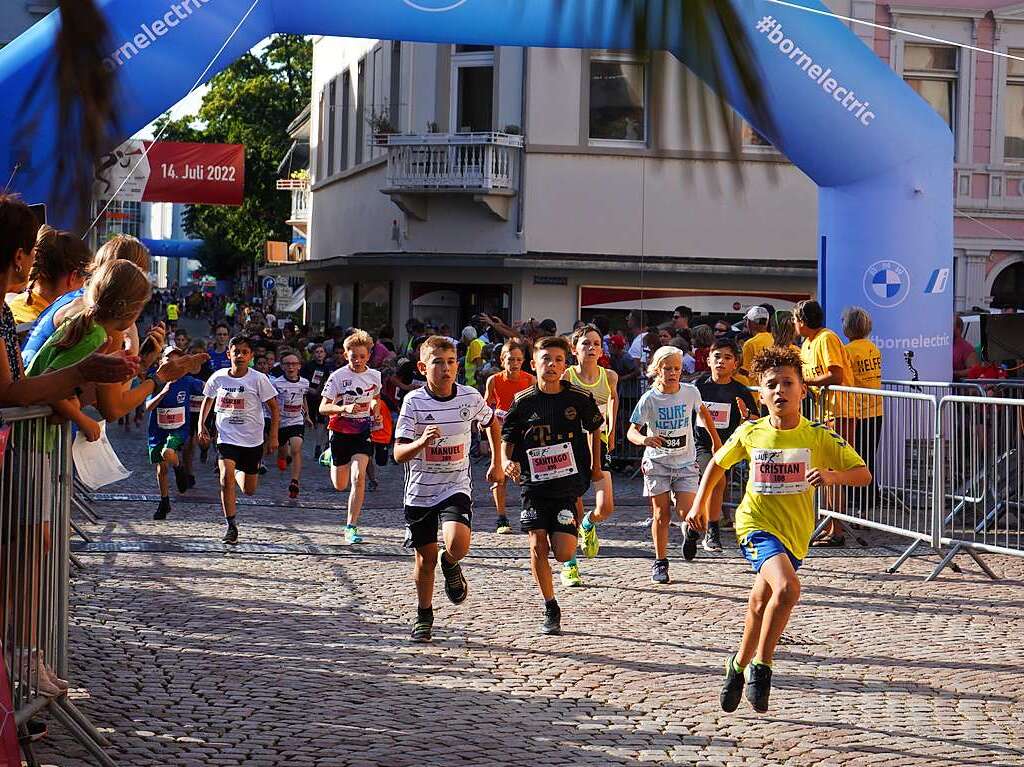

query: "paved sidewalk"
xmin=35 ymin=425 xmax=1024 ymax=766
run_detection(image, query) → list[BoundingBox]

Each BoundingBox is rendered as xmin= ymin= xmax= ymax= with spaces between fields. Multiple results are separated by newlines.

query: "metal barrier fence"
xmin=809 ymin=386 xmax=939 ymax=552
xmin=0 ymin=407 xmax=115 ymax=767
xmin=930 ymin=395 xmax=1023 ymax=581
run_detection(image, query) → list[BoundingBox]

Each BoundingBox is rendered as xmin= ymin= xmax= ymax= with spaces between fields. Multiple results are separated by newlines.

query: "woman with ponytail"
xmin=27 ymin=260 xmax=155 ymax=440
xmin=22 ymin=234 xmax=154 ymax=367
xmin=6 ymin=226 xmax=92 ymax=329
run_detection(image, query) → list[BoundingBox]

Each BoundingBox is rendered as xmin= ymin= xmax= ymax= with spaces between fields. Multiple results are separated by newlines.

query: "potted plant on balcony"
xmin=369 ymin=109 xmax=398 ymax=146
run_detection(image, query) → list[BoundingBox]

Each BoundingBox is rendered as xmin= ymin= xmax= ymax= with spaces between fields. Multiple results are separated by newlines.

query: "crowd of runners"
xmin=0 ymin=191 xmax=879 ymax=714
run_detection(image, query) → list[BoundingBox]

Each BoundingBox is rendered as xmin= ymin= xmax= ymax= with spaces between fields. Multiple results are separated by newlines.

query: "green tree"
xmin=157 ymin=35 xmax=312 ymax=280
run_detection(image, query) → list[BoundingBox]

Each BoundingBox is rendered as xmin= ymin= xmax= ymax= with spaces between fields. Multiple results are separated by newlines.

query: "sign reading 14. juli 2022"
xmin=95 ymin=140 xmax=245 ymax=206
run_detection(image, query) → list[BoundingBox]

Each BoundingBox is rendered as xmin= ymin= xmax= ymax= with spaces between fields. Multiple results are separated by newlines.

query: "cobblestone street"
xmin=36 ymin=424 xmax=1024 ymax=766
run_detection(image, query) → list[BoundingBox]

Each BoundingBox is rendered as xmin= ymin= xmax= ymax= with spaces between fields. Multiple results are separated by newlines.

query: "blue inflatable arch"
xmin=0 ymin=0 xmax=953 ymax=378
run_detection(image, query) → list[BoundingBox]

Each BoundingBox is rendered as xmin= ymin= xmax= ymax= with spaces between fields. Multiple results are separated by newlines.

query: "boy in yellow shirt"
xmin=687 ymin=346 xmax=870 ymax=714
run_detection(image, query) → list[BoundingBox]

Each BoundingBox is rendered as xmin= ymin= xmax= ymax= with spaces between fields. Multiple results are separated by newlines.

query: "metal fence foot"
xmin=70 ymin=518 xmax=93 ymax=543
xmin=811 ymin=515 xmax=831 ymax=541
xmin=48 ymin=697 xmax=117 ymax=767
xmin=69 ymin=553 xmax=86 ymax=571
xmin=925 ymin=544 xmax=964 ymax=582
xmin=886 ymin=540 xmax=922 ymax=574
xmin=72 ymin=496 xmax=99 ymax=524
xmin=57 ymin=697 xmax=112 ymax=747
xmin=966 ymin=548 xmax=999 ymax=580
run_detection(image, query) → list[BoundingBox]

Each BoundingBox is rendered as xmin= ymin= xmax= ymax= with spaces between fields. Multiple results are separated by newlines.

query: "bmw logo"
xmin=863 ymin=260 xmax=911 ymax=308
xmin=403 ymin=0 xmax=469 ymax=11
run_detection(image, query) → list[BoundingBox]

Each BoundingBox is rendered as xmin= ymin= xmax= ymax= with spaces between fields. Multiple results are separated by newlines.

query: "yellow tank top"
xmin=568 ymin=366 xmax=612 ymax=443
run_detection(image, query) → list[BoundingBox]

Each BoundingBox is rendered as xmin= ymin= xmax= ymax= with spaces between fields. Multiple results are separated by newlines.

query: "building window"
xmin=1005 ymin=49 xmax=1024 ymax=161
xmin=390 ymin=42 xmax=402 ymax=129
xmin=452 ymin=46 xmax=494 ymax=132
xmin=326 ymin=79 xmax=336 ymax=176
xmin=341 ymin=72 xmax=351 ymax=170
xmin=589 ymin=54 xmax=647 ymax=143
xmin=741 ymin=121 xmax=774 ymax=150
xmin=903 ymin=44 xmax=957 ymax=134
xmin=355 ymin=59 xmax=366 ymax=164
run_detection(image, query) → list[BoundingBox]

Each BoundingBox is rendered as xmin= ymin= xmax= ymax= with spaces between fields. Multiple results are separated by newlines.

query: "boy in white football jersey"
xmin=394 ymin=336 xmax=498 ymax=643
xmin=198 ymin=336 xmax=279 ymax=544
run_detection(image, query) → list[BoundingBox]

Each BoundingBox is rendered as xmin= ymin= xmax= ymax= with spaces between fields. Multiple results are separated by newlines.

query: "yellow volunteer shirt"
xmin=741 ymin=332 xmax=774 ymax=375
xmin=845 ymin=338 xmax=883 ymax=419
xmin=5 ymin=291 xmax=51 ymax=325
xmin=714 ymin=416 xmax=864 ymax=561
xmin=801 ymin=329 xmax=854 ymax=418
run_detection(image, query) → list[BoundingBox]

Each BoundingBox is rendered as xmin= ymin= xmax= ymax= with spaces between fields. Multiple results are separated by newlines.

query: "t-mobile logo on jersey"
xmin=402 ymin=0 xmax=469 ymax=11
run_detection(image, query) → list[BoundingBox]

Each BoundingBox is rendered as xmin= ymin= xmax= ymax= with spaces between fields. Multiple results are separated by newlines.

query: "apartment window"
xmin=317 ymin=89 xmax=326 ymax=180
xmin=355 ymin=60 xmax=366 ymax=164
xmin=357 ymin=281 xmax=391 ymax=331
xmin=1005 ymin=49 xmax=1024 ymax=160
xmin=390 ymin=42 xmax=402 ymax=129
xmin=741 ymin=122 xmax=774 ymax=150
xmin=326 ymin=79 xmax=336 ymax=176
xmin=589 ymin=54 xmax=646 ymax=143
xmin=903 ymin=44 xmax=957 ymax=133
xmin=452 ymin=46 xmax=494 ymax=132
xmin=340 ymin=72 xmax=351 ymax=170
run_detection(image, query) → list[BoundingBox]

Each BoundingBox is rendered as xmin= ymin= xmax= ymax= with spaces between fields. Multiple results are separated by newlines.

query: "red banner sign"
xmin=95 ymin=140 xmax=245 ymax=206
xmin=0 ymin=650 xmax=19 ymax=767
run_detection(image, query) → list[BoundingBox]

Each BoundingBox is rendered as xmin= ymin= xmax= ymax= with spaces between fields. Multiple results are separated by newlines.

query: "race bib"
xmin=189 ymin=395 xmax=205 ymax=414
xmin=705 ymin=402 xmax=731 ymax=430
xmin=311 ymin=370 xmax=323 ymax=387
xmin=343 ymin=395 xmax=373 ymax=418
xmin=527 ymin=442 xmax=578 ymax=482
xmin=657 ymin=431 xmax=688 ymax=453
xmin=423 ymin=434 xmax=469 ymax=472
xmin=751 ymin=448 xmax=811 ymax=495
xmin=216 ymin=394 xmax=246 ymax=413
xmin=157 ymin=406 xmax=186 ymax=430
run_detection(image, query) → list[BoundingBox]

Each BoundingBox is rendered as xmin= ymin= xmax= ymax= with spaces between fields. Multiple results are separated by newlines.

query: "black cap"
xmin=538 ymin=318 xmax=557 ymax=334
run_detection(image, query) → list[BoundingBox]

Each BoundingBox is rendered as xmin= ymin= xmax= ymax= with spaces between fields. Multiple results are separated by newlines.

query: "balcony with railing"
xmin=375 ymin=132 xmax=524 ymax=221
xmin=276 ymin=177 xmax=310 ymax=234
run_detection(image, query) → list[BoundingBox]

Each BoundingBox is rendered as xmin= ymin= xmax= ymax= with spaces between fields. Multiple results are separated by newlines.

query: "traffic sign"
xmin=262 ymin=276 xmax=276 ymax=293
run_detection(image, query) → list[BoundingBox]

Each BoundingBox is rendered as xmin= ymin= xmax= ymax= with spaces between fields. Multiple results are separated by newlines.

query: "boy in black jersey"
xmin=695 ymin=339 xmax=758 ymax=552
xmin=501 ymin=336 xmax=605 ymax=635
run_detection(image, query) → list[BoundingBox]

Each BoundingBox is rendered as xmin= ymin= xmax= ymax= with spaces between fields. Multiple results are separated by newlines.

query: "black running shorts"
xmin=330 ymin=432 xmax=373 ymax=467
xmin=519 ymin=493 xmax=579 ymax=536
xmin=404 ymin=493 xmax=473 ymax=549
xmin=218 ymin=443 xmax=263 ymax=475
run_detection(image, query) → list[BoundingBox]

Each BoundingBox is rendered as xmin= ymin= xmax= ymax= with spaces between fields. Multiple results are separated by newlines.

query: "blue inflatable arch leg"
xmin=0 ymin=0 xmax=952 ymax=378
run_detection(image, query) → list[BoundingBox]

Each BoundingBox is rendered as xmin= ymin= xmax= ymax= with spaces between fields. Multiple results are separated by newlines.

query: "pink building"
xmin=871 ymin=1 xmax=1024 ymax=310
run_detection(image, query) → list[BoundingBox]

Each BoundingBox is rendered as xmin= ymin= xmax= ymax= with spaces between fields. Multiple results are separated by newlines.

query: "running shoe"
xmin=440 ymin=553 xmax=468 ymax=605
xmin=651 ymin=558 xmax=669 ymax=584
xmin=344 ymin=525 xmax=363 ymax=545
xmin=153 ymin=498 xmax=171 ymax=520
xmin=542 ymin=601 xmax=562 ymax=636
xmin=367 ymin=478 xmax=379 ymax=492
xmin=258 ymin=463 xmax=267 ymax=476
xmin=745 ymin=663 xmax=773 ymax=713
xmin=288 ymin=479 xmax=300 ymax=499
xmin=277 ymin=457 xmax=287 ymax=472
xmin=173 ymin=465 xmax=188 ymax=493
xmin=560 ymin=561 xmax=583 ymax=587
xmin=703 ymin=522 xmax=723 ymax=553
xmin=720 ymin=653 xmax=746 ymax=713
xmin=682 ymin=524 xmax=700 ymax=562
xmin=495 ymin=517 xmax=512 ymax=534
xmin=411 ymin=618 xmax=433 ymax=643
xmin=578 ymin=520 xmax=600 ymax=559
xmin=319 ymin=449 xmax=332 ymax=467
xmin=222 ymin=523 xmax=239 ymax=545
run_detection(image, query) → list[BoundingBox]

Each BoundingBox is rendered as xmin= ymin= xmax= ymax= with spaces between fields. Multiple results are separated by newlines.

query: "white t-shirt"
xmin=395 ymin=384 xmax=493 ymax=508
xmin=630 ymin=383 xmax=703 ymax=468
xmin=628 ymin=334 xmax=644 ymax=361
xmin=203 ymin=368 xmax=278 ymax=448
xmin=272 ymin=375 xmax=310 ymax=428
xmin=321 ymin=366 xmax=382 ymax=435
